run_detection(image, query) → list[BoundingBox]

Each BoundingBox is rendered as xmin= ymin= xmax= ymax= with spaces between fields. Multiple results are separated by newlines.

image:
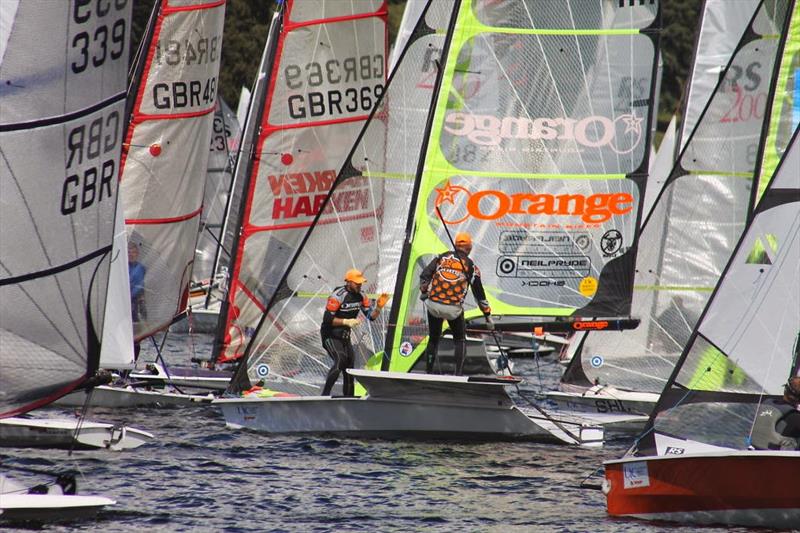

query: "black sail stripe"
xmin=0 ymin=92 xmax=127 ymax=133
xmin=0 ymin=245 xmax=112 ymax=287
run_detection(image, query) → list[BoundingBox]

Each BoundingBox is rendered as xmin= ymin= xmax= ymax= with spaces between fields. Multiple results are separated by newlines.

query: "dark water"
xmin=1 ymin=333 xmax=758 ymax=532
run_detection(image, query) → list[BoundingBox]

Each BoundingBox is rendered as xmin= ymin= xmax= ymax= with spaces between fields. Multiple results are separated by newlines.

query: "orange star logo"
xmin=435 ymin=181 xmax=460 ymax=205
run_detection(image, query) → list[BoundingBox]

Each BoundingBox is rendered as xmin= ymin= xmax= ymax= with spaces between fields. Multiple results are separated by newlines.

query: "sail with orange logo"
xmin=380 ymin=0 xmax=662 ymax=373
xmin=224 ymin=0 xmax=661 ymax=393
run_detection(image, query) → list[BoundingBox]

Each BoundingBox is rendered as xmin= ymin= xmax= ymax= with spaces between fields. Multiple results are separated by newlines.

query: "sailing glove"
xmin=485 ymin=315 xmax=495 ymax=331
xmin=376 ymin=293 xmax=390 ymax=309
xmin=342 ymin=318 xmax=360 ymax=328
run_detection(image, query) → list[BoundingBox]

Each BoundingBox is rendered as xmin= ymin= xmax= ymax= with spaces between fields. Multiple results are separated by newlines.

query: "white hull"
xmin=0 ymin=493 xmax=114 ymax=523
xmin=54 ymin=385 xmax=215 ymax=408
xmin=0 ymin=417 xmax=154 ymax=450
xmin=216 ymin=370 xmax=603 ymax=445
xmin=0 ymin=475 xmax=114 ymax=523
xmin=545 ymin=387 xmax=657 ymax=420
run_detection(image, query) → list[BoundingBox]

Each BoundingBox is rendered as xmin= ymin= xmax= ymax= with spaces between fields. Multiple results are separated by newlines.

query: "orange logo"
xmin=437 ymin=256 xmax=465 ymax=282
xmin=434 ymin=181 xmax=634 ymax=224
xmin=573 ymin=321 xmax=609 ymax=331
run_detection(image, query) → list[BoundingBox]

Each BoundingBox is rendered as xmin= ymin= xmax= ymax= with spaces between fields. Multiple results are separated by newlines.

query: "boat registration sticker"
xmin=579 ymin=276 xmax=598 ymax=297
xmin=622 ymin=461 xmax=650 ymax=489
xmin=399 ymin=341 xmax=414 ymax=357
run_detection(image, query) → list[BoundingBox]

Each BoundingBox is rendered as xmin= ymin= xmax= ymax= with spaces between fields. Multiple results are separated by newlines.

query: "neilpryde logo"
xmin=443 ymin=111 xmax=644 ymax=154
xmin=434 ymin=181 xmax=634 ymax=224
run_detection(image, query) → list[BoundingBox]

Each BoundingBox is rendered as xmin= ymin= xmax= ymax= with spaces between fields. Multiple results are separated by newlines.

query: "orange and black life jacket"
xmin=419 ymin=251 xmax=491 ymax=315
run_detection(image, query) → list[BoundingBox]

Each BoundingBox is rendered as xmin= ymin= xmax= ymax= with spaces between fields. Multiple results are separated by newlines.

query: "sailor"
xmin=419 ymin=231 xmax=493 ymax=375
xmin=321 ymin=269 xmax=389 ymax=397
xmin=750 ymin=376 xmax=800 ymax=450
xmin=128 ymin=240 xmax=147 ymax=358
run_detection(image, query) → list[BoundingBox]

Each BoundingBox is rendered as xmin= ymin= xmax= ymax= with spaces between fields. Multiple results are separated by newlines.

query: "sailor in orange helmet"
xmin=419 ymin=231 xmax=492 ymax=375
xmin=320 ymin=269 xmax=389 ymax=396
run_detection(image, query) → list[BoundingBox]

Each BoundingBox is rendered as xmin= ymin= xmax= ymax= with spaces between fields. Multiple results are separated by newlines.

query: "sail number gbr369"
xmin=283 ymin=54 xmax=384 ymax=119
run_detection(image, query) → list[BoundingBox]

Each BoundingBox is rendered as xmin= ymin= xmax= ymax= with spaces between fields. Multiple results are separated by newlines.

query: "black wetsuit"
xmin=320 ymin=286 xmax=373 ymax=396
xmin=419 ymin=251 xmax=490 ymax=375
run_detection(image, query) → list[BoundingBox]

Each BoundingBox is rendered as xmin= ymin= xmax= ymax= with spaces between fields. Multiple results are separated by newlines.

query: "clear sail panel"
xmin=575 ymin=2 xmax=789 ymax=393
xmin=238 ymin=0 xmax=454 ymax=392
xmin=218 ymin=2 xmax=387 ymax=362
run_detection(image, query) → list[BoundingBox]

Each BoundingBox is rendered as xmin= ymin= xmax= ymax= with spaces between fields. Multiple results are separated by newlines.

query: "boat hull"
xmin=0 ymin=494 xmax=114 ymax=523
xmin=604 ymin=452 xmax=800 ymax=528
xmin=54 ymin=386 xmax=214 ymax=408
xmin=216 ymin=370 xmax=603 ymax=445
xmin=0 ymin=417 xmax=154 ymax=450
xmin=546 ymin=389 xmax=658 ymax=418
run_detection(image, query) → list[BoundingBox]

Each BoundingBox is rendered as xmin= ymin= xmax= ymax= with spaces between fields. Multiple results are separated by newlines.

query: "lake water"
xmin=1 ymin=332 xmax=757 ymax=532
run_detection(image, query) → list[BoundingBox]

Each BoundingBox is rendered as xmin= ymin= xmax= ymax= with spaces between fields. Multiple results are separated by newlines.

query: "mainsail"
xmin=564 ymin=0 xmax=796 ymax=393
xmin=214 ymin=0 xmax=388 ymax=363
xmin=636 ymin=123 xmax=799 ymax=455
xmin=228 ymin=0 xmax=454 ymax=394
xmin=677 ymin=0 xmax=762 ymax=152
xmin=0 ymin=1 xmax=131 ymax=416
xmin=120 ymin=0 xmax=226 ymax=340
xmin=384 ymin=0 xmax=661 ymax=373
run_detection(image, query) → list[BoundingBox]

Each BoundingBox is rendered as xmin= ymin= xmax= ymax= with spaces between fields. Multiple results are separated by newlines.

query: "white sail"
xmin=214 ymin=0 xmax=388 ymax=363
xmin=568 ymin=1 xmax=794 ymax=394
xmin=640 ymin=124 xmax=799 ymax=454
xmin=0 ymin=0 xmax=131 ymax=416
xmin=678 ymin=0 xmax=762 ymax=152
xmin=120 ymin=0 xmax=226 ymax=340
xmin=100 ymin=200 xmax=135 ymax=369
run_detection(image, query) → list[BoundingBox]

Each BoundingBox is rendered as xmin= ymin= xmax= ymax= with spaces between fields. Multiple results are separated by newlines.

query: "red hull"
xmin=604 ymin=452 xmax=800 ymax=528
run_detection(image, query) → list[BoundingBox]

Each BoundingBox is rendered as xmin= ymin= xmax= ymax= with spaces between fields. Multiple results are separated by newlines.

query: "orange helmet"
xmin=455 ymin=232 xmax=472 ymax=246
xmin=344 ymin=268 xmax=367 ymax=284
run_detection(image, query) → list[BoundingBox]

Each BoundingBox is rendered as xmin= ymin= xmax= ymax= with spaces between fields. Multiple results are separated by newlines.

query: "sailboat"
xmin=56 ymin=0 xmax=229 ymax=407
xmin=603 ymin=118 xmax=800 ymax=528
xmin=548 ymin=0 xmax=785 ymax=423
xmin=214 ymin=0 xmax=666 ymax=444
xmin=0 ymin=0 xmax=131 ymax=520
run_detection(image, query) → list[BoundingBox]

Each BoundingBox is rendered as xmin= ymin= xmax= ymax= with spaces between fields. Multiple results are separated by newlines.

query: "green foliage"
xmin=659 ymin=0 xmax=703 ymax=129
